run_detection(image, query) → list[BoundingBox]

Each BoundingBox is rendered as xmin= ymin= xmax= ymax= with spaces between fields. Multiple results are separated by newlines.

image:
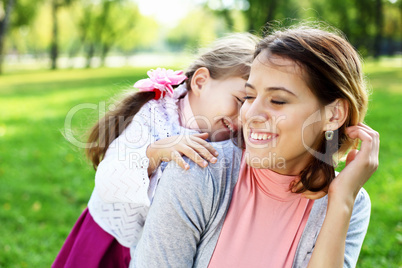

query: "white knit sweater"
xmin=87 ymin=85 xmax=195 ymax=249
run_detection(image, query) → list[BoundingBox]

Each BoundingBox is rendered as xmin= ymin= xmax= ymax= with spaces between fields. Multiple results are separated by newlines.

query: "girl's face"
xmin=192 ymin=76 xmax=247 ymax=142
xmin=241 ymin=52 xmax=326 ymax=174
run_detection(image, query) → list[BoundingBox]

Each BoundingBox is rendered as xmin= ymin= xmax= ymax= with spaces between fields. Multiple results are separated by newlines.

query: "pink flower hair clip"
xmin=134 ymin=68 xmax=187 ymax=100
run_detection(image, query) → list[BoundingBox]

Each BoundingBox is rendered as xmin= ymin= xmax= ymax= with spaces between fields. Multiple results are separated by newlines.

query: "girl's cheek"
xmin=239 ymin=105 xmax=246 ymax=122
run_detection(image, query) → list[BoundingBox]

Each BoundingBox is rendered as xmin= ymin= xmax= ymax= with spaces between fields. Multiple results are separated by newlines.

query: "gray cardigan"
xmin=133 ymin=140 xmax=371 ymax=268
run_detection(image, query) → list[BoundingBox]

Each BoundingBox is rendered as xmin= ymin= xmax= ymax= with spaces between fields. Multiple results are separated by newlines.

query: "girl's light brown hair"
xmin=255 ymin=25 xmax=368 ymax=192
xmin=86 ymin=33 xmax=258 ymax=169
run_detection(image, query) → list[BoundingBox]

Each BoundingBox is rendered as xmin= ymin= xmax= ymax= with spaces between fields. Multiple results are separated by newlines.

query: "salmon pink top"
xmin=208 ymin=155 xmax=314 ymax=268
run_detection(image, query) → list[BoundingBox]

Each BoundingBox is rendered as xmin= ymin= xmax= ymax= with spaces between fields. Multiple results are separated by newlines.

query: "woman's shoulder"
xmin=208 ymin=140 xmax=243 ymax=177
xmin=352 ymin=187 xmax=371 ymax=220
xmin=312 ymin=187 xmax=371 ymax=216
xmin=160 ymin=140 xmax=242 ymax=196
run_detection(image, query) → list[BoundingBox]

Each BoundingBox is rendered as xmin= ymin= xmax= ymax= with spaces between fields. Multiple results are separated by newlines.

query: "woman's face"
xmin=241 ymin=52 xmax=325 ymax=174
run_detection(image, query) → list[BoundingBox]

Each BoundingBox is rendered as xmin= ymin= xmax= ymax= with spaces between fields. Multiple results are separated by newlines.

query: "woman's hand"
xmin=291 ymin=123 xmax=379 ymax=201
xmin=329 ymin=123 xmax=379 ymax=203
xmin=146 ymin=133 xmax=218 ymax=175
xmin=307 ymin=123 xmax=378 ymax=268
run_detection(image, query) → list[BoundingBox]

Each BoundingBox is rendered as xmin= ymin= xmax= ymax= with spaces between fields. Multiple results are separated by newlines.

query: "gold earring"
xmin=325 ymin=130 xmax=334 ymax=141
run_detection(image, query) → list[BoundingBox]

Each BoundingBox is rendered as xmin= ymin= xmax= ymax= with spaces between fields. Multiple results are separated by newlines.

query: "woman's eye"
xmin=243 ymin=96 xmax=255 ymax=101
xmin=271 ymin=99 xmax=286 ymax=105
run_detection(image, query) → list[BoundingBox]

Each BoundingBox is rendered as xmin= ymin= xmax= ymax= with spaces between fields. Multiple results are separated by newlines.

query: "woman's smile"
xmin=248 ymin=129 xmax=278 ymax=144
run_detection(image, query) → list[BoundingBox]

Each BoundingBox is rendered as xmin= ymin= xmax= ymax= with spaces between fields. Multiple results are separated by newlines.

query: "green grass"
xmin=356 ymin=58 xmax=402 ymax=267
xmin=0 ymin=58 xmax=401 ymax=267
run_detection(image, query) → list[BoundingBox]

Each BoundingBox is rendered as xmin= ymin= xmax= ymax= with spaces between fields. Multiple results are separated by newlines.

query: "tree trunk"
xmin=373 ymin=0 xmax=383 ymax=58
xmin=245 ymin=0 xmax=278 ymax=32
xmin=264 ymin=0 xmax=277 ymax=26
xmin=86 ymin=43 xmax=95 ymax=68
xmin=50 ymin=0 xmax=59 ymax=70
xmin=0 ymin=0 xmax=15 ymax=75
xmin=100 ymin=44 xmax=110 ymax=67
xmin=220 ymin=9 xmax=234 ymax=31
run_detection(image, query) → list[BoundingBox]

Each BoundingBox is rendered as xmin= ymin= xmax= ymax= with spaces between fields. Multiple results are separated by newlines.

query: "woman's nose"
xmin=245 ymin=98 xmax=269 ymax=124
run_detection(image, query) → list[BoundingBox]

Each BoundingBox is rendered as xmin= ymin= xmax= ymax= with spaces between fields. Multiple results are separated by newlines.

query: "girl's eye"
xmin=243 ymin=96 xmax=255 ymax=101
xmin=271 ymin=99 xmax=286 ymax=105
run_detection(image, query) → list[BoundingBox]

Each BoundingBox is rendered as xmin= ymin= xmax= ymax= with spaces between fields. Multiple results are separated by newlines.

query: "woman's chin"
xmin=243 ymin=149 xmax=287 ymax=170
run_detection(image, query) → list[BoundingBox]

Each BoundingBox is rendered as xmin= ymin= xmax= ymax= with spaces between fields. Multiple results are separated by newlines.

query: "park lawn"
xmin=0 ymin=59 xmax=401 ymax=267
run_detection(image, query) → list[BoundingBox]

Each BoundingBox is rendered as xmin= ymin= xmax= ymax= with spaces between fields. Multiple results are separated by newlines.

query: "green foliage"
xmin=9 ymin=0 xmax=41 ymax=27
xmin=0 ymin=58 xmax=401 ymax=266
xmin=204 ymin=0 xmax=401 ymax=56
xmin=383 ymin=0 xmax=402 ymax=38
xmin=166 ymin=8 xmax=226 ymax=51
xmin=5 ymin=0 xmax=159 ymax=61
xmin=108 ymin=2 xmax=159 ymax=52
xmin=3 ymin=0 xmax=401 ymax=64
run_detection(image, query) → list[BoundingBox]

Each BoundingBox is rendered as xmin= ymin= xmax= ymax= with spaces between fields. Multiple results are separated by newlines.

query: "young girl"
xmin=53 ymin=33 xmax=259 ymax=267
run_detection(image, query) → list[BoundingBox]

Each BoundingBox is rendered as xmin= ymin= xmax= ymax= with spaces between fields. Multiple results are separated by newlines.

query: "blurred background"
xmin=0 ymin=0 xmax=401 ymax=267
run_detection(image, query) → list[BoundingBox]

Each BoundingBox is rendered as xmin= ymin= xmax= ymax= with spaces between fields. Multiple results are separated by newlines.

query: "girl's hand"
xmin=146 ymin=133 xmax=218 ymax=175
xmin=328 ymin=123 xmax=379 ymax=203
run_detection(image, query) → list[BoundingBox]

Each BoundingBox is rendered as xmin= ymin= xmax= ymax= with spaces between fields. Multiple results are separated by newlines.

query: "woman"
xmin=132 ymin=26 xmax=379 ymax=268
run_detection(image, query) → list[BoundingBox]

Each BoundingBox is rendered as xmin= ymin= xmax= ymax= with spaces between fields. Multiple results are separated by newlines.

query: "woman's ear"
xmin=324 ymin=99 xmax=349 ymax=131
xmin=190 ymin=67 xmax=210 ymax=97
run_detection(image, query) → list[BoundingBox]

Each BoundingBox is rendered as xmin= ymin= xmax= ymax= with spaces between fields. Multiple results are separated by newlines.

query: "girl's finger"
xmin=188 ymin=140 xmax=218 ymax=163
xmin=192 ymin=132 xmax=209 ymax=139
xmin=188 ymin=135 xmax=219 ymax=157
xmin=179 ymin=145 xmax=208 ymax=168
xmin=171 ymin=151 xmax=190 ymax=170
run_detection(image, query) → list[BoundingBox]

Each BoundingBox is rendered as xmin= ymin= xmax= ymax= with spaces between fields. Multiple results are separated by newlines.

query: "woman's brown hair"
xmin=86 ymin=33 xmax=258 ymax=169
xmin=255 ymin=25 xmax=368 ymax=192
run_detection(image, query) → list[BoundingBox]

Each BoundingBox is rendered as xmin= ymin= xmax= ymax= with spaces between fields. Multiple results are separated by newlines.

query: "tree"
xmin=50 ymin=0 xmax=74 ymax=70
xmin=0 ymin=0 xmax=15 ymax=74
xmin=98 ymin=2 xmax=141 ymax=66
xmin=73 ymin=0 xmax=142 ymax=68
xmin=166 ymin=8 xmax=223 ymax=51
xmin=374 ymin=0 xmax=384 ymax=58
xmin=382 ymin=0 xmax=402 ymax=55
xmin=0 ymin=0 xmax=41 ymax=74
xmin=306 ymin=0 xmax=378 ymax=56
xmin=244 ymin=0 xmax=280 ymax=32
xmin=204 ymin=0 xmax=301 ymax=34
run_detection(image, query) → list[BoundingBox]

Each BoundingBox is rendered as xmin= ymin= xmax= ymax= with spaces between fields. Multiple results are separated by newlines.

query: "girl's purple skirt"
xmin=52 ymin=208 xmax=130 ymax=268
